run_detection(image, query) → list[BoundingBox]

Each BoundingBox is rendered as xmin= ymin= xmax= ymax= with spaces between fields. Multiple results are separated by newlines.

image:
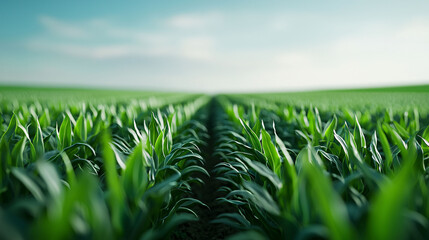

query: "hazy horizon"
xmin=1 ymin=1 xmax=429 ymax=92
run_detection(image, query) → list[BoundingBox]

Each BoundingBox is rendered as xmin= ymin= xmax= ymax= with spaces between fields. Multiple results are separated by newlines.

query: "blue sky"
xmin=1 ymin=0 xmax=429 ymax=92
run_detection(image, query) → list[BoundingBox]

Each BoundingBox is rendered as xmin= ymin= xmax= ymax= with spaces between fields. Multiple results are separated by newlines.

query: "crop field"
xmin=1 ymin=85 xmax=429 ymax=239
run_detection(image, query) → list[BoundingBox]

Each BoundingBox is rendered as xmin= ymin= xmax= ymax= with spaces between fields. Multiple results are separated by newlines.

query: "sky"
xmin=0 ymin=0 xmax=429 ymax=93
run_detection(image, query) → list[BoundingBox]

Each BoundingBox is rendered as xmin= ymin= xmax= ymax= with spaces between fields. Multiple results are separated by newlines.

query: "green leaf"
xmin=148 ymin=113 xmax=158 ymax=146
xmin=243 ymin=181 xmax=281 ymax=215
xmin=58 ymin=116 xmax=72 ymax=151
xmin=73 ymin=114 xmax=87 ymax=142
xmin=323 ymin=116 xmax=337 ymax=147
xmin=37 ymin=161 xmax=62 ymax=198
xmin=240 ymin=118 xmax=262 ymax=152
xmin=122 ymin=141 xmax=148 ymax=201
xmin=261 ymin=129 xmax=281 ymax=175
xmin=32 ymin=118 xmax=45 ymax=161
xmin=39 ymin=109 xmax=50 ymax=128
xmin=11 ymin=168 xmax=44 ymax=202
xmin=274 ymin=125 xmax=297 ymax=210
xmin=239 ymin=156 xmax=282 ymax=189
xmin=181 ymin=165 xmax=210 ymax=178
xmin=252 ymin=119 xmax=262 ymax=138
xmin=295 ymin=145 xmax=325 ymax=172
xmin=377 ymin=123 xmax=393 ymax=171
xmin=100 ymin=130 xmax=125 ymax=234
xmin=11 ymin=136 xmax=26 ymax=167
xmin=366 ymin=144 xmax=417 ymax=240
xmin=0 ymin=114 xmax=17 ymax=142
xmin=226 ymin=231 xmax=267 ymax=240
xmin=334 ymin=130 xmax=349 ymax=160
xmin=393 ymin=121 xmax=410 ymax=139
xmin=211 ymin=212 xmax=251 ymax=229
xmin=60 ymin=152 xmax=76 ymax=187
xmin=354 ymin=115 xmax=366 ymax=151
xmin=369 ymin=131 xmax=382 ymax=171
xmin=0 ymin=140 xmax=12 ymax=183
xmin=301 ymin=148 xmax=355 ymax=240
xmin=307 ymin=107 xmax=322 ymax=142
xmin=154 ymin=130 xmax=165 ymax=162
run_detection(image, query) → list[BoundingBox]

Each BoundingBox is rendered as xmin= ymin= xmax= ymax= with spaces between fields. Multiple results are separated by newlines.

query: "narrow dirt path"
xmin=172 ymin=97 xmax=237 ymax=240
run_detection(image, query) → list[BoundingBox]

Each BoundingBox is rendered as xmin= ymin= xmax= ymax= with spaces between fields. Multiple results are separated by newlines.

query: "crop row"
xmin=213 ymin=95 xmax=429 ymax=239
xmin=1 ymin=92 xmax=428 ymax=240
xmin=0 ymin=95 xmax=209 ymax=239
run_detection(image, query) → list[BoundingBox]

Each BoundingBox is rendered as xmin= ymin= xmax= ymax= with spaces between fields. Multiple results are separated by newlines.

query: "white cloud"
xmin=27 ymin=40 xmax=215 ymax=61
xmin=253 ymin=17 xmax=429 ymax=90
xmin=177 ymin=36 xmax=215 ymax=60
xmin=15 ymin=13 xmax=429 ymax=92
xmin=38 ymin=15 xmax=90 ymax=38
xmin=395 ymin=18 xmax=429 ymax=42
xmin=275 ymin=52 xmax=313 ymax=66
xmin=28 ymin=15 xmax=216 ymax=61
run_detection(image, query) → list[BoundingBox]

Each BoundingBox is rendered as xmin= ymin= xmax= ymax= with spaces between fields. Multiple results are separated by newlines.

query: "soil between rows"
xmin=172 ymin=98 xmax=237 ymax=240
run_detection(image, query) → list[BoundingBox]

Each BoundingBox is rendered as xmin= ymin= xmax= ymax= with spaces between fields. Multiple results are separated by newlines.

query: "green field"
xmin=1 ymin=85 xmax=429 ymax=239
xmin=243 ymin=84 xmax=429 ymax=114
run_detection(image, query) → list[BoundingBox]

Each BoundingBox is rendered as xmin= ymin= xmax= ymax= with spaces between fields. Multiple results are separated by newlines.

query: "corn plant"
xmin=213 ymin=95 xmax=429 ymax=240
xmin=0 ymin=93 xmax=210 ymax=240
xmin=1 ymin=87 xmax=428 ymax=240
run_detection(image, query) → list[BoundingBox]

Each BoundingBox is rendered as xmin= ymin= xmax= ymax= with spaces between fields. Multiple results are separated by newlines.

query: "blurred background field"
xmin=246 ymin=84 xmax=429 ymax=114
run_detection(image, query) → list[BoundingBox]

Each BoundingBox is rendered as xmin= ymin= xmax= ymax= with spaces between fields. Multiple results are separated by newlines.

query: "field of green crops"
xmin=1 ymin=85 xmax=429 ymax=239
